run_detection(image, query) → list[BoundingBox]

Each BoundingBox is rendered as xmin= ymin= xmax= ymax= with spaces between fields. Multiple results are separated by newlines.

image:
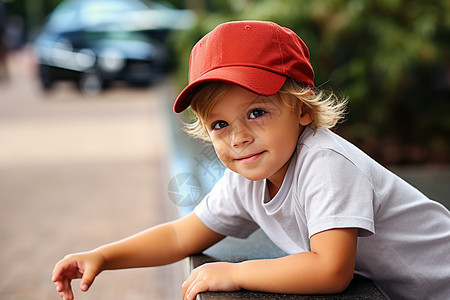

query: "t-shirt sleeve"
xmin=301 ymin=149 xmax=376 ymax=238
xmin=194 ymin=170 xmax=259 ymax=238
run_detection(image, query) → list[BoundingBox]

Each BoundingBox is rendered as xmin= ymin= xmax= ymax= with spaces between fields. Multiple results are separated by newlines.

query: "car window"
xmin=79 ymin=1 xmax=148 ymax=28
xmin=46 ymin=9 xmax=79 ymax=32
xmin=43 ymin=0 xmax=193 ymax=34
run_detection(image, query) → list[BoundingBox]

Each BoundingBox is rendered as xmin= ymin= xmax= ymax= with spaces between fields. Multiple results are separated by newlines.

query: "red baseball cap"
xmin=173 ymin=21 xmax=315 ymax=113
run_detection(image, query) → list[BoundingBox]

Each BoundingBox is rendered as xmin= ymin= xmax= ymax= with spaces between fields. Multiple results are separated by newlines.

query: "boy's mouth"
xmin=236 ymin=151 xmax=265 ymax=163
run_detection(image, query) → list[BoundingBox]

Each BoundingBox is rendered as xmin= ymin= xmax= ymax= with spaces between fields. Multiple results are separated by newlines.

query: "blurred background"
xmin=0 ymin=0 xmax=449 ymax=299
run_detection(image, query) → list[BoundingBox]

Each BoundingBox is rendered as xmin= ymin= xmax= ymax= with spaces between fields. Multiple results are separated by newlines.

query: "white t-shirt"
xmin=195 ymin=127 xmax=450 ymax=300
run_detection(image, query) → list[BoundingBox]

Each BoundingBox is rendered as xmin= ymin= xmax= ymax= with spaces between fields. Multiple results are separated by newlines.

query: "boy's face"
xmin=203 ymin=85 xmax=311 ymax=187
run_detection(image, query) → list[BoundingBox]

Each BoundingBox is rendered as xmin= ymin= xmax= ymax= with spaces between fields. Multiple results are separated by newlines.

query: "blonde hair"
xmin=184 ymin=78 xmax=347 ymax=142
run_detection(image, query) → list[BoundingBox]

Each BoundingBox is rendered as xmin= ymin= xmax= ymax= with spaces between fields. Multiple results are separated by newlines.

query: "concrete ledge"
xmin=190 ymin=230 xmax=385 ymax=300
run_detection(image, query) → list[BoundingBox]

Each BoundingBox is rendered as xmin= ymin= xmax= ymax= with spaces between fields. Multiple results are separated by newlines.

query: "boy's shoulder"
xmin=299 ymin=127 xmax=346 ymax=152
xmin=297 ymin=127 xmax=369 ymax=169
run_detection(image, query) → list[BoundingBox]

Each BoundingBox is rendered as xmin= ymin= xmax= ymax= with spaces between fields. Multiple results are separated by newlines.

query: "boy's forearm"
xmin=96 ymin=222 xmax=187 ymax=271
xmin=235 ymin=252 xmax=353 ymax=294
xmin=93 ymin=212 xmax=224 ymax=272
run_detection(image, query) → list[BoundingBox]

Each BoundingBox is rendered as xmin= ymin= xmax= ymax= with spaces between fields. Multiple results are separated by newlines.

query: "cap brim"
xmin=173 ymin=66 xmax=287 ymax=113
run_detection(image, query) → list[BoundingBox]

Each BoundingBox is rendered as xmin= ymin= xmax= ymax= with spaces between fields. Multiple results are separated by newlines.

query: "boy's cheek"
xmin=211 ymin=146 xmax=234 ymax=167
xmin=213 ymin=143 xmax=245 ymax=162
xmin=209 ymin=141 xmax=224 ymax=158
xmin=211 ymin=137 xmax=230 ymax=153
xmin=211 ymin=134 xmax=254 ymax=162
xmin=213 ymin=147 xmax=228 ymax=163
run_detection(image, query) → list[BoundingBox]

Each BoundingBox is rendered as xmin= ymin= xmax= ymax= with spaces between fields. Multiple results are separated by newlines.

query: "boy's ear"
xmin=299 ymin=104 xmax=313 ymax=126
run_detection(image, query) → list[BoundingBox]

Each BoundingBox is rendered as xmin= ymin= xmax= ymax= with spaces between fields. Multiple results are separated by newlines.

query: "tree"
xmin=171 ymin=0 xmax=450 ymax=164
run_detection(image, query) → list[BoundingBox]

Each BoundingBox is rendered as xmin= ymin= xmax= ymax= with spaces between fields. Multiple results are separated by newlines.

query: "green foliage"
xmin=170 ymin=0 xmax=450 ymax=164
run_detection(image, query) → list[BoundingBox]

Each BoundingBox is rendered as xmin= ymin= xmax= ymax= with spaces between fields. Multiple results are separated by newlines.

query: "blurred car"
xmin=34 ymin=0 xmax=195 ymax=94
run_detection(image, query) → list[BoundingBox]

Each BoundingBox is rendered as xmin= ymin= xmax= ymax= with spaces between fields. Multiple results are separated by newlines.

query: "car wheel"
xmin=78 ymin=71 xmax=103 ymax=96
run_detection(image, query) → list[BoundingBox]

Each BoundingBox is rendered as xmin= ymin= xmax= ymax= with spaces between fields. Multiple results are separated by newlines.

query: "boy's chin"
xmin=226 ymin=164 xmax=270 ymax=182
xmin=238 ymin=172 xmax=268 ymax=182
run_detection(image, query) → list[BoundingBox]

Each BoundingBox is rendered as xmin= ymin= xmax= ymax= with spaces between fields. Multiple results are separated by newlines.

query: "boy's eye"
xmin=211 ymin=120 xmax=229 ymax=130
xmin=248 ymin=108 xmax=266 ymax=119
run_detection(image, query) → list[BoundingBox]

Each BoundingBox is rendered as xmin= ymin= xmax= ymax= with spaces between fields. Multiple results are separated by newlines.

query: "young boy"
xmin=53 ymin=21 xmax=450 ymax=300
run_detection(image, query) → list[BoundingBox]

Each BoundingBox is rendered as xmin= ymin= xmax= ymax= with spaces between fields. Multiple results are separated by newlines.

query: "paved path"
xmin=0 ymin=50 xmax=185 ymax=299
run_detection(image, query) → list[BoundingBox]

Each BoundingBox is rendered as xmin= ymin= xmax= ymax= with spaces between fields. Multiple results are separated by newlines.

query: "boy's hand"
xmin=52 ymin=250 xmax=106 ymax=300
xmin=182 ymin=262 xmax=241 ymax=300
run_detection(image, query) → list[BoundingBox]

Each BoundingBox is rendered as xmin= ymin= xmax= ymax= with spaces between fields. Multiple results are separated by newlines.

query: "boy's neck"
xmin=265 ymin=157 xmax=293 ymax=200
xmin=266 ymin=180 xmax=279 ymax=200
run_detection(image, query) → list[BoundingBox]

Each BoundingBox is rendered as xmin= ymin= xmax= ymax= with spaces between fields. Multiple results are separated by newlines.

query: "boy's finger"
xmin=181 ymin=279 xmax=191 ymax=299
xmin=181 ymin=269 xmax=197 ymax=299
xmin=187 ymin=280 xmax=207 ymax=300
xmin=51 ymin=263 xmax=63 ymax=282
xmin=54 ymin=281 xmax=62 ymax=292
xmin=52 ymin=257 xmax=75 ymax=282
xmin=61 ymin=279 xmax=74 ymax=300
xmin=80 ymin=267 xmax=97 ymax=292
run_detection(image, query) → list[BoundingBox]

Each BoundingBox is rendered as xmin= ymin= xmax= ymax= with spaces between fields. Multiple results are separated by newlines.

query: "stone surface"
xmin=0 ymin=50 xmax=185 ymax=300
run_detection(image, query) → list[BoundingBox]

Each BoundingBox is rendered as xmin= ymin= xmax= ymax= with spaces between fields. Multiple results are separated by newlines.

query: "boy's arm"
xmin=53 ymin=212 xmax=224 ymax=300
xmin=183 ymin=228 xmax=358 ymax=299
xmin=97 ymin=212 xmax=225 ymax=269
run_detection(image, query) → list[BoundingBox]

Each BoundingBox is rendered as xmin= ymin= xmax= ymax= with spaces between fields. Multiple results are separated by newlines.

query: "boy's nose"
xmin=231 ymin=124 xmax=254 ymax=148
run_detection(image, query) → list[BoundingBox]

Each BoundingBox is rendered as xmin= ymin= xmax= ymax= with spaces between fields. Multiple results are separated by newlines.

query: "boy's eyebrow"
xmin=246 ymin=95 xmax=274 ymax=105
xmin=207 ymin=95 xmax=274 ymax=122
xmin=244 ymin=95 xmax=281 ymax=112
xmin=239 ymin=95 xmax=279 ymax=111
